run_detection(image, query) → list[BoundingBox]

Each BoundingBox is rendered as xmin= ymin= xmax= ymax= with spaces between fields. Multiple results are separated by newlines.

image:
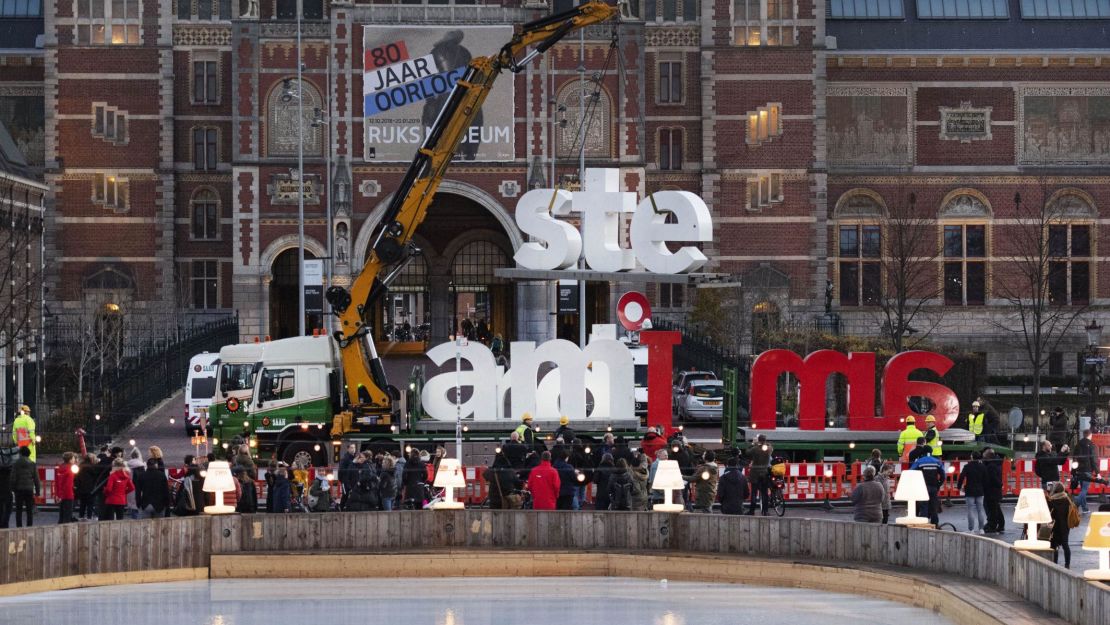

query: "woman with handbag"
xmin=1047 ymin=481 xmax=1077 ymax=568
xmin=484 ymin=454 xmax=521 ymax=509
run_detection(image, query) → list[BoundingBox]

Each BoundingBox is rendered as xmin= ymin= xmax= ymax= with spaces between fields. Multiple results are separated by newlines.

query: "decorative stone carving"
xmin=1019 ymin=87 xmax=1110 ymax=165
xmin=335 ymin=221 xmax=350 ymax=266
xmin=332 ymin=155 xmax=352 ymax=217
xmin=499 ymin=180 xmax=521 ymax=198
xmin=939 ymin=102 xmax=992 ymax=143
xmin=556 ymin=83 xmax=612 ymax=159
xmin=939 ymin=190 xmax=991 ymax=218
xmin=1047 ymin=188 xmax=1098 ymax=218
xmin=266 ymin=78 xmax=323 ymax=157
xmin=266 ymin=171 xmax=321 ymax=205
xmin=833 ymin=189 xmax=886 ymax=219
xmin=173 ymin=25 xmax=231 ymax=47
xmin=359 ymin=180 xmax=381 ymax=198
xmin=240 ymin=0 xmax=259 ymax=18
xmin=827 ymin=85 xmax=912 ymax=168
xmin=645 ymin=27 xmax=700 ymax=47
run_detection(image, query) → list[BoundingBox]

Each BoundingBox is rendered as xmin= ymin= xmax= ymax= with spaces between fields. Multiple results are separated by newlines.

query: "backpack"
xmin=610 ymin=478 xmax=632 ymax=511
xmin=1067 ymin=497 xmax=1081 ymax=529
xmin=0 ymin=446 xmax=17 ymax=468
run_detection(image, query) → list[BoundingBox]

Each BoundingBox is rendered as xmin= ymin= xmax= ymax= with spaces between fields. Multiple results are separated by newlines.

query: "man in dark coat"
xmin=717 ymin=457 xmax=749 ymax=515
xmin=982 ymin=449 xmax=1005 ymax=533
xmin=402 ymin=449 xmax=427 ymax=507
xmin=0 ymin=446 xmax=13 ymax=528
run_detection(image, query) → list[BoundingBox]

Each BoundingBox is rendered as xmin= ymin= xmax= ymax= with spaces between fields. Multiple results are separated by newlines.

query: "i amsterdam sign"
xmin=939 ymin=102 xmax=992 ymax=143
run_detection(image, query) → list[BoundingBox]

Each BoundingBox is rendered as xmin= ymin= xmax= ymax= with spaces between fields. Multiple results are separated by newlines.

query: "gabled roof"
xmin=0 ymin=120 xmax=36 ymax=181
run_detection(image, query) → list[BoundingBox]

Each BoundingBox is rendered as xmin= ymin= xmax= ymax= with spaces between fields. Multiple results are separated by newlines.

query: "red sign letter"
xmin=639 ymin=331 xmax=681 ymax=435
xmin=881 ymin=351 xmax=958 ymax=430
xmin=750 ymin=350 xmax=876 ymax=430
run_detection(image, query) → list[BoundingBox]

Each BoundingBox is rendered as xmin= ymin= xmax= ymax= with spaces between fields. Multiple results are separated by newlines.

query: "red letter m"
xmin=750 ymin=350 xmax=876 ymax=430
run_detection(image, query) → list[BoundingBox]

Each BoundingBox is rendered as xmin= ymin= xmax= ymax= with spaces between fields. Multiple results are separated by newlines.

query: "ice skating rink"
xmin=0 ymin=577 xmax=954 ymax=625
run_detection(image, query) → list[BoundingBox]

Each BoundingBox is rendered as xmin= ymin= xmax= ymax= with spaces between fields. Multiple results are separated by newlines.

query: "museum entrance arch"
xmin=269 ymin=248 xmax=318 ymax=340
xmin=367 ymin=192 xmax=517 ymax=352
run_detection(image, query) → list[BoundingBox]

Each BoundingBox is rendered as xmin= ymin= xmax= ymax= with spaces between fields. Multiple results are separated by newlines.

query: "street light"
xmin=278 ymin=5 xmax=308 ymax=337
xmin=1086 ymin=319 xmax=1102 ymax=349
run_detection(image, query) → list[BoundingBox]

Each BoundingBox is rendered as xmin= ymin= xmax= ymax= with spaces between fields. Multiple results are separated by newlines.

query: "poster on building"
xmin=303 ymin=259 xmax=324 ymax=320
xmin=362 ymin=25 xmax=514 ymax=162
xmin=557 ymin=280 xmax=579 ymax=315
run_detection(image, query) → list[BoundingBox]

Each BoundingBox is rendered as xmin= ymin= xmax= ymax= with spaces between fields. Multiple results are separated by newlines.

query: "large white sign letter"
xmin=629 ymin=190 xmax=713 ymax=274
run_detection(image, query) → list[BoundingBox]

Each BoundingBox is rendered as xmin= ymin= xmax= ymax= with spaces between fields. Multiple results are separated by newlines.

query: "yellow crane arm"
xmin=326 ymin=1 xmax=620 ymax=412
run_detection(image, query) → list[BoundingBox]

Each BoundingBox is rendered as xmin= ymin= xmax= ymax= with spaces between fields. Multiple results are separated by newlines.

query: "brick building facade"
xmin=2 ymin=0 xmax=1108 ymax=377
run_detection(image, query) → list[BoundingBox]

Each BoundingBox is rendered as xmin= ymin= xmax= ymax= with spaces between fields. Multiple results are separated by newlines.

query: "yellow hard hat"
xmin=560 ymin=416 xmax=569 ymax=426
xmin=925 ymin=414 xmax=936 ymax=424
xmin=18 ymin=404 xmax=30 ymax=414
xmin=522 ymin=413 xmax=533 ymax=422
xmin=905 ymin=415 xmax=916 ymax=424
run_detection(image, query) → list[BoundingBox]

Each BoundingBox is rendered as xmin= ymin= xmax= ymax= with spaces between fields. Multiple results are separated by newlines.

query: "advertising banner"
xmin=362 ymin=25 xmax=514 ymax=162
xmin=303 ymin=259 xmax=324 ymax=318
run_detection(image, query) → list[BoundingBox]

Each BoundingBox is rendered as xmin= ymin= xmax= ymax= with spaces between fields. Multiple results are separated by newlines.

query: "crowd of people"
xmin=849 ymin=427 xmax=1103 ymax=569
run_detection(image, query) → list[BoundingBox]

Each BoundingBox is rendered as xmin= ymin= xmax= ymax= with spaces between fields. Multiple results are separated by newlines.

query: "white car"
xmin=672 ymin=370 xmax=717 ymax=413
xmin=677 ymin=379 xmax=725 ymax=422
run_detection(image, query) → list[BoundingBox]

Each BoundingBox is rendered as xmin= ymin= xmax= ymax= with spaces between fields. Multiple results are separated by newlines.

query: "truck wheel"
xmin=281 ymin=441 xmax=327 ymax=467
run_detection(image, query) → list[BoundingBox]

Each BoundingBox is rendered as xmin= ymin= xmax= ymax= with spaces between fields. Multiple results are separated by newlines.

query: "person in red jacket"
xmin=640 ymin=427 xmax=666 ymax=461
xmin=55 ymin=452 xmax=77 ymax=524
xmin=526 ymin=451 xmax=560 ymax=510
xmin=102 ymin=458 xmax=135 ymax=521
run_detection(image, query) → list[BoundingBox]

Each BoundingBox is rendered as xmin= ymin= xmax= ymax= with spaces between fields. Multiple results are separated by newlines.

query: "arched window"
xmin=939 ymin=189 xmax=991 ymax=306
xmin=267 ymin=78 xmax=323 ymax=157
xmin=451 ymin=240 xmax=509 ymax=288
xmin=191 ymin=188 xmax=219 ymax=240
xmin=84 ymin=266 xmax=133 ymax=291
xmin=1046 ymin=189 xmax=1097 ymax=306
xmin=556 ymin=82 xmax=613 ymax=159
xmin=833 ymin=189 xmax=885 ymax=307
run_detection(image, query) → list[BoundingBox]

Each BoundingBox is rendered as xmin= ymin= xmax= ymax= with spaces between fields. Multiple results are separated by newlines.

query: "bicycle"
xmin=768 ymin=476 xmax=787 ymax=517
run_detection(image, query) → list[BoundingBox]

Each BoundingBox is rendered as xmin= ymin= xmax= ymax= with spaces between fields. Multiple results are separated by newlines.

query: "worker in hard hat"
xmin=967 ymin=401 xmax=986 ymax=442
xmin=897 ymin=415 xmax=923 ymax=460
xmin=514 ymin=413 xmax=541 ymax=451
xmin=923 ymin=414 xmax=943 ymax=457
xmin=554 ymin=415 xmax=575 ymax=445
xmin=12 ymin=404 xmax=36 ymax=462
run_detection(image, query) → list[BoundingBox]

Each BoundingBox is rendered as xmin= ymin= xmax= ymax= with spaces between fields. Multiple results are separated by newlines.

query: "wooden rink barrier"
xmin=1 ymin=512 xmax=1107 ymax=625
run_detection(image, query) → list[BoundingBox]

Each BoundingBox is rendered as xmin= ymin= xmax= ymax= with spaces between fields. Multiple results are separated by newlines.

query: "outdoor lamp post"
xmin=432 ymin=458 xmax=466 ymax=509
xmin=1082 ymin=511 xmax=1110 ymax=580
xmin=202 ymin=461 xmax=236 ymax=514
xmin=1012 ymin=488 xmax=1053 ymax=550
xmin=652 ymin=460 xmax=685 ymax=512
xmin=893 ymin=469 xmax=929 ymax=525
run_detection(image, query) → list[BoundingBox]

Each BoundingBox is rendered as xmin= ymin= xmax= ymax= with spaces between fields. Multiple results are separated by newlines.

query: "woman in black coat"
xmin=402 ymin=451 xmax=427 ymax=506
xmin=137 ymin=458 xmax=170 ymax=517
xmin=606 ymin=459 xmax=633 ymax=511
xmin=1046 ymin=481 xmax=1074 ymax=568
xmin=73 ymin=454 xmax=99 ymax=520
xmin=592 ymin=454 xmax=614 ymax=511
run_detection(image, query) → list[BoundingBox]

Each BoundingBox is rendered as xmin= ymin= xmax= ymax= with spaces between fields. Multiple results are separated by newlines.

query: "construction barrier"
xmin=27 ymin=457 xmax=1110 ymax=509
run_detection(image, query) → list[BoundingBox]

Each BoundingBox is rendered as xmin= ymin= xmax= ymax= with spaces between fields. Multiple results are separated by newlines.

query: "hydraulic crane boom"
xmin=326 ymin=1 xmax=620 ymax=418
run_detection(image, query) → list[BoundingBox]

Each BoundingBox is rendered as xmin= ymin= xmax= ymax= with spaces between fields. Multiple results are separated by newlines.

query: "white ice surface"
xmin=0 ymin=576 xmax=955 ymax=625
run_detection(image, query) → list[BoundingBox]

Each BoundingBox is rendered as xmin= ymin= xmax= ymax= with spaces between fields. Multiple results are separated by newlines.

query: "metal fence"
xmin=651 ymin=318 xmax=750 ymax=377
xmin=40 ymin=314 xmax=239 ymax=445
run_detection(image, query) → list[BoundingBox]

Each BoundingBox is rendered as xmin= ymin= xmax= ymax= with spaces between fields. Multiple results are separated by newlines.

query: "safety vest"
xmin=12 ymin=413 xmax=34 ymax=447
xmin=924 ymin=427 xmax=943 ymax=456
xmin=967 ymin=412 xmax=985 ymax=436
xmin=897 ymin=425 xmax=923 ymax=455
xmin=11 ymin=413 xmax=36 ymax=462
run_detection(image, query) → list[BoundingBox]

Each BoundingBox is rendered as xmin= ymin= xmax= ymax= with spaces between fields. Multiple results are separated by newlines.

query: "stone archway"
xmin=351 ymin=179 xmax=522 ymax=271
xmin=257 ymin=235 xmax=327 ymax=340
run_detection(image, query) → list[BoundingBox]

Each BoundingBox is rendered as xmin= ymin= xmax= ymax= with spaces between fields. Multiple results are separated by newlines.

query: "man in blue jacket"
xmin=910 ymin=448 xmax=946 ymax=525
xmin=552 ymin=450 xmax=578 ymax=510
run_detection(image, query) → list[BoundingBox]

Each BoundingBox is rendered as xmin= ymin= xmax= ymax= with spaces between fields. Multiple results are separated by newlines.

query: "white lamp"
xmin=652 ymin=460 xmax=685 ymax=512
xmin=893 ymin=469 xmax=929 ymax=525
xmin=202 ymin=461 xmax=236 ymax=514
xmin=1082 ymin=512 xmax=1110 ymax=580
xmin=1012 ymin=488 xmax=1052 ymax=549
xmin=432 ymin=458 xmax=466 ymax=509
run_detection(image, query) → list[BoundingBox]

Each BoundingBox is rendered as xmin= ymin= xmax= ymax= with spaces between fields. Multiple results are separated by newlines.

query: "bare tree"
xmin=0 ymin=189 xmax=40 ymax=358
xmin=876 ymin=192 xmax=943 ymax=352
xmin=994 ymin=185 xmax=1088 ymax=415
